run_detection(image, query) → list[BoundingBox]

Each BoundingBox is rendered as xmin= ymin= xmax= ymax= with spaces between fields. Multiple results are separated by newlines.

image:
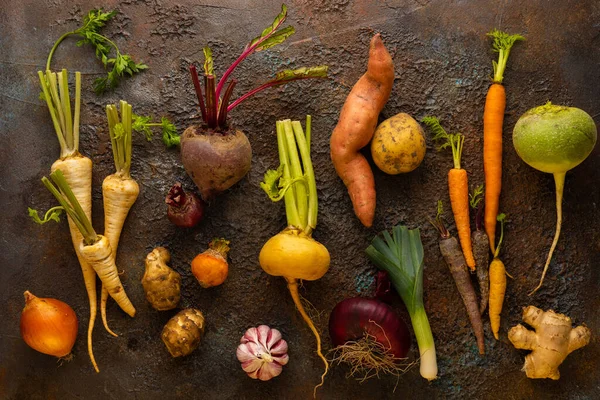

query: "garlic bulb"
xmin=236 ymin=325 xmax=289 ymax=381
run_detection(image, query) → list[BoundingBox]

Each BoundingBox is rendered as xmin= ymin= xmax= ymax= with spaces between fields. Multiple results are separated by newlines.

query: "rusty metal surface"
xmin=1 ymin=0 xmax=599 ymax=399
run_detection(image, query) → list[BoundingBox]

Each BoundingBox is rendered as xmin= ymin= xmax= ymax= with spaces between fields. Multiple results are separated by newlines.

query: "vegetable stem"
xmin=227 ymin=68 xmax=328 ymax=112
xmin=215 ymin=4 xmax=289 ymax=99
xmin=410 ymin=305 xmax=437 ymax=381
xmin=292 ymin=119 xmax=317 ymax=233
xmin=42 ymin=171 xmax=97 ymax=244
xmin=106 ymin=101 xmax=133 ymax=177
xmin=487 ymin=29 xmax=525 ymax=84
xmin=46 ymin=31 xmax=74 ymax=71
xmin=283 ymin=120 xmax=307 ymax=230
xmin=205 ymin=75 xmax=217 ymax=129
xmin=217 ymin=79 xmax=237 ymax=128
xmin=38 ymin=70 xmax=82 ymax=158
xmin=189 ymin=65 xmax=207 ymax=121
xmin=276 ymin=121 xmax=301 ymax=228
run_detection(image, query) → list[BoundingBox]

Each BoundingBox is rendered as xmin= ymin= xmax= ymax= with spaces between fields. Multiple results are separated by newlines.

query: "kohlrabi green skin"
xmin=513 ymin=103 xmax=597 ymax=174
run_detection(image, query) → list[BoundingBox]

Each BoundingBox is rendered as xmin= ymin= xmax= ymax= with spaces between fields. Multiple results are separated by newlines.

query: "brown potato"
xmin=371 ymin=113 xmax=426 ymax=175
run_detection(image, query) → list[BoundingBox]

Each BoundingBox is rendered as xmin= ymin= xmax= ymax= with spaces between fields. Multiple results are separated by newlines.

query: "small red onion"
xmin=329 ymin=297 xmax=411 ymax=359
xmin=166 ymin=183 xmax=204 ymax=228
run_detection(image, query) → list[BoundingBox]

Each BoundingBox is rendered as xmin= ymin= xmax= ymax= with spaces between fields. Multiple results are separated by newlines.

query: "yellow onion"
xmin=20 ymin=291 xmax=78 ymax=358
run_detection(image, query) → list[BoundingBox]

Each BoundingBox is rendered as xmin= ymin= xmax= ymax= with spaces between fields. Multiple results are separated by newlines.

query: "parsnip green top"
xmin=513 ymin=104 xmax=597 ymax=174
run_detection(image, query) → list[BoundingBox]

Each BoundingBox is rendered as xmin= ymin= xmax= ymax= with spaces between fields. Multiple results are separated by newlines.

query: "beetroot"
xmin=181 ymin=127 xmax=252 ymax=200
xmin=181 ymin=5 xmax=328 ymax=199
xmin=165 ymin=183 xmax=205 ymax=227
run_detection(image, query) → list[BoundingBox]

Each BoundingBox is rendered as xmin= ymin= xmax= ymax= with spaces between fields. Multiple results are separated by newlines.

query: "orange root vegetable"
xmin=191 ymin=238 xmax=230 ymax=288
xmin=422 ymin=117 xmax=476 ymax=270
xmin=260 ymin=118 xmax=330 ymax=397
xmin=330 ymin=33 xmax=394 ymax=227
xmin=489 ymin=214 xmax=509 ymax=339
xmin=100 ymin=101 xmax=140 ymax=337
xmin=483 ymin=29 xmax=524 ymax=252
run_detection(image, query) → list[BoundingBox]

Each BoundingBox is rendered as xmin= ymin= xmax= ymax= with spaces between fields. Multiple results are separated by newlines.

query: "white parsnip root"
xmin=508 ymin=306 xmax=591 ymax=380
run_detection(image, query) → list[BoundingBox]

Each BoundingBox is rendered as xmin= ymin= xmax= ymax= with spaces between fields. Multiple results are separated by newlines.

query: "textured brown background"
xmin=1 ymin=0 xmax=599 ymax=399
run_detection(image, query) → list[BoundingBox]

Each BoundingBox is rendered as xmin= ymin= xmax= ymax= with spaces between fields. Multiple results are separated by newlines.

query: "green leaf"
xmin=260 ymin=166 xmax=284 ymax=200
xmin=79 ymin=9 xmax=117 ymax=35
xmin=365 ymin=225 xmax=425 ymax=313
xmin=203 ymin=47 xmax=214 ymax=76
xmin=132 ymin=113 xmax=153 ymax=141
xmin=272 ymin=65 xmax=329 ymax=82
xmin=255 ymin=26 xmax=295 ymax=52
xmin=113 ymin=123 xmax=125 ymax=140
xmin=28 ymin=207 xmax=63 ymax=224
xmin=161 ymin=117 xmax=180 ymax=148
xmin=487 ymin=29 xmax=525 ymax=53
xmin=248 ymin=4 xmax=288 ymax=49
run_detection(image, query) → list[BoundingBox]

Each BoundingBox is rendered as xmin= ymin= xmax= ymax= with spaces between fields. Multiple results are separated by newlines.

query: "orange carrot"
xmin=422 ymin=117 xmax=476 ymax=270
xmin=483 ymin=29 xmax=524 ymax=252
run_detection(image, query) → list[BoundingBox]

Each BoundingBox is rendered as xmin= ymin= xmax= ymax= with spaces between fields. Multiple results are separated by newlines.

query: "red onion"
xmin=329 ymin=297 xmax=411 ymax=359
xmin=166 ymin=183 xmax=204 ymax=227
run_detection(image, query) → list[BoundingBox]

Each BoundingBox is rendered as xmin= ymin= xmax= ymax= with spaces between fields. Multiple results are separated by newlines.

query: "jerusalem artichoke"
xmin=142 ymin=247 xmax=181 ymax=311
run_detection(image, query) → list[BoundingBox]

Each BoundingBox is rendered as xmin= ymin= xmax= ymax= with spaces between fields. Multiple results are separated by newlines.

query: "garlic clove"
xmin=271 ymin=353 xmax=289 ymax=366
xmin=257 ymin=361 xmax=283 ymax=381
xmin=269 ymin=338 xmax=288 ymax=356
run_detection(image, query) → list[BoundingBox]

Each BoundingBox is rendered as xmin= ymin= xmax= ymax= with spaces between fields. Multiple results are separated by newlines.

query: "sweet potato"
xmin=330 ymin=34 xmax=394 ymax=227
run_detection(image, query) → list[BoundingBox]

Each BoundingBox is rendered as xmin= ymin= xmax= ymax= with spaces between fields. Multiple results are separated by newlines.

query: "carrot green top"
xmin=487 ymin=29 xmax=525 ymax=84
xmin=421 ymin=116 xmax=465 ymax=170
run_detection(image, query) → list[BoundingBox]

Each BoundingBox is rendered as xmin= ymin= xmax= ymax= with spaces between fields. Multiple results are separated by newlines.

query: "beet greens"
xmin=189 ymin=4 xmax=328 ymax=131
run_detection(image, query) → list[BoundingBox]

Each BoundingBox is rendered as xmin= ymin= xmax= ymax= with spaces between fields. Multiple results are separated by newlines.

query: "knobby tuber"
xmin=142 ymin=247 xmax=181 ymax=311
xmin=162 ymin=309 xmax=206 ymax=357
xmin=508 ymin=306 xmax=591 ymax=379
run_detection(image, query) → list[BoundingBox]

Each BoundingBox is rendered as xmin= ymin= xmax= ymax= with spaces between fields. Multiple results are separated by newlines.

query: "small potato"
xmin=371 ymin=113 xmax=426 ymax=174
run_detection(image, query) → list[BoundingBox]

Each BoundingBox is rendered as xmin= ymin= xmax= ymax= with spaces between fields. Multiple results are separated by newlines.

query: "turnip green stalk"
xmin=365 ymin=225 xmax=438 ymax=381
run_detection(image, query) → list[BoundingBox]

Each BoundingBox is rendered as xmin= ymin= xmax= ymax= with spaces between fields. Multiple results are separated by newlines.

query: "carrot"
xmin=99 ymin=101 xmax=140 ymax=336
xmin=489 ymin=213 xmax=510 ymax=339
xmin=40 ymin=170 xmax=136 ymax=318
xmin=422 ymin=117 xmax=476 ymax=270
xmin=470 ymin=185 xmax=490 ymax=314
xmin=483 ymin=29 xmax=524 ymax=252
xmin=330 ymin=33 xmax=394 ymax=227
xmin=430 ymin=201 xmax=485 ymax=354
xmin=35 ymin=69 xmax=99 ymax=372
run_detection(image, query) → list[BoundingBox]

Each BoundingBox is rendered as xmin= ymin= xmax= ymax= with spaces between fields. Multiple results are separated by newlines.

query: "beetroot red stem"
xmin=205 ymin=75 xmax=217 ymax=129
xmin=217 ymin=79 xmax=237 ymax=128
xmin=189 ymin=65 xmax=207 ymax=122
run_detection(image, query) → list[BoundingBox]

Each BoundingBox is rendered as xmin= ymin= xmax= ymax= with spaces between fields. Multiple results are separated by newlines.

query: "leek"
xmin=366 ymin=225 xmax=438 ymax=380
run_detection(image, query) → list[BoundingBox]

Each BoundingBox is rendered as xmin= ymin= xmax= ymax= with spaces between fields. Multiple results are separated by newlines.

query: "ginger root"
xmin=141 ymin=247 xmax=181 ymax=311
xmin=508 ymin=306 xmax=591 ymax=379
